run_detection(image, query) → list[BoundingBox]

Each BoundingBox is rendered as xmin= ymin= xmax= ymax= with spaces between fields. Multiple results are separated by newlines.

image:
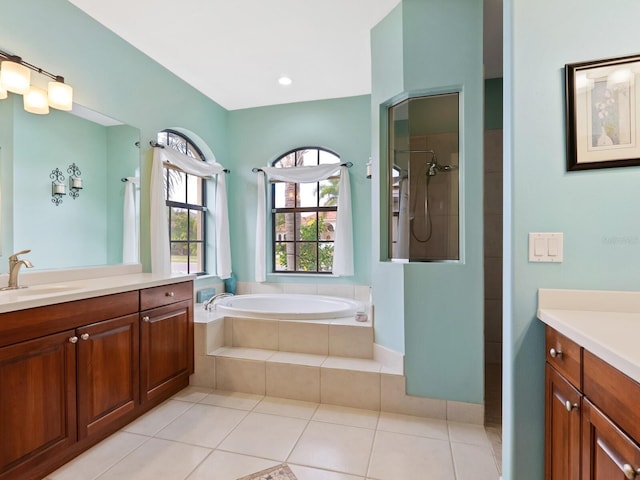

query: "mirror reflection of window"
xmin=388 ymin=93 xmax=460 ymax=262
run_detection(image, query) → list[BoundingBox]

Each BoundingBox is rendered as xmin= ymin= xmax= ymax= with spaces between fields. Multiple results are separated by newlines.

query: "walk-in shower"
xmin=388 ymin=93 xmax=460 ymax=261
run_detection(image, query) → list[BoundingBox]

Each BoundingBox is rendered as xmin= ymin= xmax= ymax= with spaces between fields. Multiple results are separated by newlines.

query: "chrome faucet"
xmin=2 ymin=249 xmax=33 ymax=290
xmin=203 ymin=292 xmax=233 ymax=311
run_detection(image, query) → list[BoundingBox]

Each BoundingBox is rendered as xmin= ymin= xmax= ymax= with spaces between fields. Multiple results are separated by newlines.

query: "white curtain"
xmin=394 ymin=176 xmax=410 ymax=258
xmin=122 ymin=177 xmax=139 ymax=264
xmin=254 ymin=163 xmax=353 ymax=281
xmin=150 ymin=145 xmax=231 ymax=277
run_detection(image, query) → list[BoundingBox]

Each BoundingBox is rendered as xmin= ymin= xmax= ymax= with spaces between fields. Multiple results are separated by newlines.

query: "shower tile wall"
xmin=484 ymin=129 xmax=503 ymax=365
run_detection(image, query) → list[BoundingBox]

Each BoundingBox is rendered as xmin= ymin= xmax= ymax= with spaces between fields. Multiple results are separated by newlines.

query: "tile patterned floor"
xmin=46 ymin=387 xmax=501 ymax=480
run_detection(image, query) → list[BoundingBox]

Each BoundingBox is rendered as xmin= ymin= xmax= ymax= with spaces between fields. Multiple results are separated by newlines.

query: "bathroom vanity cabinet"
xmin=0 ymin=279 xmax=193 ymax=480
xmin=545 ymin=325 xmax=640 ymax=480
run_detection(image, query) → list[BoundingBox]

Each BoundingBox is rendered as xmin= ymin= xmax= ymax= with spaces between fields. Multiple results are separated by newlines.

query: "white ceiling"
xmin=68 ymin=0 xmax=502 ymax=111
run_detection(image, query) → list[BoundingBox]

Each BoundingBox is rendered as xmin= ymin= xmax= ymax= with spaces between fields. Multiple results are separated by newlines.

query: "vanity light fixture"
xmin=50 ymin=168 xmax=66 ymax=206
xmin=67 ymin=163 xmax=82 ymax=199
xmin=0 ymin=49 xmax=73 ymax=113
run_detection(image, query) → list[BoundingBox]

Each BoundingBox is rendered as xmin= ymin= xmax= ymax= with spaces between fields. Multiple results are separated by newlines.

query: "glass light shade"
xmin=48 ymin=81 xmax=73 ymax=110
xmin=0 ymin=60 xmax=30 ymax=94
xmin=0 ymin=83 xmax=7 ymax=100
xmin=24 ymin=86 xmax=49 ymax=114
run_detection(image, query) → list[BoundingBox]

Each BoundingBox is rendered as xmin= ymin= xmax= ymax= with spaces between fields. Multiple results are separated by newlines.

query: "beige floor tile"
xmin=288 ymin=463 xmax=364 ymax=480
xmin=322 ymin=356 xmax=381 ymax=372
xmin=451 ymin=442 xmax=501 ymax=480
xmin=48 ymin=432 xmax=148 ymax=480
xmin=448 ymin=421 xmax=491 ymax=447
xmin=186 ymin=451 xmax=279 ymax=480
xmin=329 ymin=324 xmax=373 ymax=359
xmin=288 ymin=421 xmax=375 ymax=476
xmin=312 ymin=404 xmax=379 ymax=429
xmin=232 ymin=318 xmax=278 ymax=349
xmin=447 ymin=400 xmax=484 ymax=424
xmin=367 ymin=430 xmax=455 ymax=480
xmin=380 ymin=374 xmax=447 ymax=419
xmin=269 ymin=351 xmax=326 ymax=366
xmin=321 ymin=368 xmax=380 ymax=411
xmin=377 ymin=412 xmax=449 ymax=440
xmin=266 ymin=362 xmax=321 ymax=402
xmin=190 ymin=354 xmax=215 ymax=388
xmin=254 ymin=396 xmax=319 ymax=420
xmin=278 ymin=321 xmax=329 ymax=355
xmin=215 ymin=346 xmax=274 ymax=361
xmin=95 ymin=437 xmax=211 ymax=480
xmin=171 ymin=385 xmax=213 ymax=403
xmin=199 ymin=389 xmax=263 ymax=410
xmin=122 ymin=399 xmax=193 ymax=436
xmin=218 ymin=412 xmax=308 ymax=461
xmin=155 ymin=403 xmax=248 ymax=448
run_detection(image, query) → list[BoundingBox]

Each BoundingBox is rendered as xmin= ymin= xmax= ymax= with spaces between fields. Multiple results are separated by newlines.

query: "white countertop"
xmin=538 ymin=288 xmax=640 ymax=385
xmin=0 ymin=269 xmax=195 ymax=314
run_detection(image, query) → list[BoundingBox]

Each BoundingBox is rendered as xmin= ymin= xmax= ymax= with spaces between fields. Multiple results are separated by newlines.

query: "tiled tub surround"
xmin=192 ymin=305 xmax=485 ymax=424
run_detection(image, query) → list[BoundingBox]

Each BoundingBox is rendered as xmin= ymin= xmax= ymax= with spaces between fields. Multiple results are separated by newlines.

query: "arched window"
xmin=271 ymin=147 xmax=340 ymax=273
xmin=157 ymin=130 xmax=206 ymax=275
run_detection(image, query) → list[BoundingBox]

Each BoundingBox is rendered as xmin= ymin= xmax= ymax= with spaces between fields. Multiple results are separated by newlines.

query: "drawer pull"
xmin=166 ymin=291 xmax=174 ymax=297
xmin=69 ymin=336 xmax=78 ymax=344
xmin=549 ymin=348 xmax=563 ymax=358
xmin=81 ymin=333 xmax=89 ymax=341
xmin=564 ymin=400 xmax=578 ymax=412
xmin=623 ymin=464 xmax=640 ymax=479
xmin=142 ymin=316 xmax=150 ymax=322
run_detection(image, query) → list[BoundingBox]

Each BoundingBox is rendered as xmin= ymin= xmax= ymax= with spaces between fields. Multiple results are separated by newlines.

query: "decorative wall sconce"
xmin=0 ymin=48 xmax=73 ymax=114
xmin=67 ymin=163 xmax=82 ymax=199
xmin=50 ymin=168 xmax=66 ymax=206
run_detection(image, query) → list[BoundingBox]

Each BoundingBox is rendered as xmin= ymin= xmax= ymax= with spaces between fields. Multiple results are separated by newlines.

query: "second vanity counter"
xmin=538 ymin=288 xmax=640 ymax=385
xmin=0 ymin=268 xmax=195 ymax=314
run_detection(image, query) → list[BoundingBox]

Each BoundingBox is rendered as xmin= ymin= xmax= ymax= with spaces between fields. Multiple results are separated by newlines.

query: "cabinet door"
xmin=582 ymin=399 xmax=640 ymax=480
xmin=140 ymin=299 xmax=193 ymax=403
xmin=0 ymin=330 xmax=77 ymax=480
xmin=545 ymin=363 xmax=581 ymax=480
xmin=77 ymin=314 xmax=139 ymax=439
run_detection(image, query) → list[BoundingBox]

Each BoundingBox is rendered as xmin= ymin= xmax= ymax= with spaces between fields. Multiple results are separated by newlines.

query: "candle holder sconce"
xmin=50 ymin=168 xmax=66 ymax=206
xmin=67 ymin=163 xmax=82 ymax=199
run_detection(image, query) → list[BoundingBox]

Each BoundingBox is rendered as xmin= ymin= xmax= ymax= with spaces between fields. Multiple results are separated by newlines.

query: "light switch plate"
xmin=529 ymin=232 xmax=563 ymax=262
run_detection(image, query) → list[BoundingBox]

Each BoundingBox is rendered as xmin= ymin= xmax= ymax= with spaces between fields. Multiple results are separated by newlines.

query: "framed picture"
xmin=566 ymin=54 xmax=640 ymax=171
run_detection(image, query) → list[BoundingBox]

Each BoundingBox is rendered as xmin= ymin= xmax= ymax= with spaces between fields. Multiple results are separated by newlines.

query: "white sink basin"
xmin=0 ymin=284 xmax=82 ymax=297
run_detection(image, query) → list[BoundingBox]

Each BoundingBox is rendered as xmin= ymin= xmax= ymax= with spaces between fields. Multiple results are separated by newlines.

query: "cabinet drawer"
xmin=583 ymin=350 xmax=640 ymax=442
xmin=546 ymin=326 xmax=582 ymax=389
xmin=140 ymin=281 xmax=193 ymax=311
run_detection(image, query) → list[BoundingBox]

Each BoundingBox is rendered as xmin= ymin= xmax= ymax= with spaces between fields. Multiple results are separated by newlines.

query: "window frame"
xmin=270 ymin=146 xmax=340 ymax=274
xmin=160 ymin=129 xmax=207 ymax=276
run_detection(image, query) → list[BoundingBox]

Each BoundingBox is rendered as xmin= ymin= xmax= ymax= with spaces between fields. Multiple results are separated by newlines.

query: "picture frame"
xmin=566 ymin=54 xmax=640 ymax=171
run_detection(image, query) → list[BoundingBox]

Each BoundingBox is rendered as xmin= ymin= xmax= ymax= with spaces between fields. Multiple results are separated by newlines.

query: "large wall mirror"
xmin=0 ymin=97 xmax=140 ymax=271
xmin=388 ymin=92 xmax=460 ymax=261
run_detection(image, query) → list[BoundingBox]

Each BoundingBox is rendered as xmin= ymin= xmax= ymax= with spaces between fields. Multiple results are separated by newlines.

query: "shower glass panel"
xmin=388 ymin=93 xmax=460 ymax=261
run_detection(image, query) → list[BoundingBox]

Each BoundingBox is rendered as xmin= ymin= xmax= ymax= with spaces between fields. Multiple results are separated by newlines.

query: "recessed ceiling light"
xmin=278 ymin=76 xmax=292 ymax=86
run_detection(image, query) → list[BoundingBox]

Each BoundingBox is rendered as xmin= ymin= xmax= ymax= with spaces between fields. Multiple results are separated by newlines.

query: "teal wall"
xmin=0 ymin=0 xmax=229 ymax=271
xmin=227 ymin=95 xmax=372 ymax=285
xmin=371 ymin=0 xmax=484 ymax=403
xmin=504 ymin=0 xmax=640 ymax=478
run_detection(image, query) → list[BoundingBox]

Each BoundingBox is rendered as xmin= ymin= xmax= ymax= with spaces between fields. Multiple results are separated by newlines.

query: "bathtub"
xmin=213 ymin=293 xmax=363 ymax=320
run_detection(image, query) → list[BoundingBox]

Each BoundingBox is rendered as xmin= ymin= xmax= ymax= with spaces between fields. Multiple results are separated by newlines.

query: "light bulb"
xmin=48 ymin=80 xmax=73 ymax=110
xmin=0 ymin=60 xmax=30 ymax=94
xmin=24 ymin=86 xmax=49 ymax=114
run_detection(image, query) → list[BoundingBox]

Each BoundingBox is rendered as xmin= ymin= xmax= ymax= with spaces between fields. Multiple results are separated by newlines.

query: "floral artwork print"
xmin=590 ymin=77 xmax=632 ymax=148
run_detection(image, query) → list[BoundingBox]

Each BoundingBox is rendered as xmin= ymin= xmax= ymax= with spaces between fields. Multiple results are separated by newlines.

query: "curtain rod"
xmin=150 ymin=140 xmax=230 ymax=173
xmin=252 ymin=161 xmax=353 ymax=173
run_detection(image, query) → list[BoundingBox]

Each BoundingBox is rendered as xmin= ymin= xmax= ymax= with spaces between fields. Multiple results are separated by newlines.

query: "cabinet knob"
xmin=69 ymin=336 xmax=78 ymax=344
xmin=166 ymin=291 xmax=174 ymax=297
xmin=81 ymin=333 xmax=89 ymax=341
xmin=142 ymin=316 xmax=150 ymax=322
xmin=564 ymin=400 xmax=578 ymax=412
xmin=623 ymin=464 xmax=640 ymax=479
xmin=549 ymin=348 xmax=563 ymax=358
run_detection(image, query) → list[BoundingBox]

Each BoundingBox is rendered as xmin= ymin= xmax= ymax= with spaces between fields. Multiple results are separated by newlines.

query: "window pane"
xmin=190 ymin=242 xmax=204 ymax=273
xmin=319 ymin=150 xmax=339 ymax=164
xmin=276 ymin=212 xmax=298 ymax=241
xmin=167 ymin=170 xmax=186 ymax=202
xmin=274 ymin=182 xmax=298 ymax=208
xmin=170 ymin=242 xmax=188 ymax=274
xmin=186 ymin=174 xmax=202 ymax=205
xmin=319 ymin=178 xmax=339 ymax=206
xmin=319 ymin=213 xmax=336 ymax=240
xmin=190 ymin=210 xmax=204 ymax=241
xmin=297 ymin=242 xmax=317 ymax=271
xmin=274 ymin=242 xmax=294 ymax=272
xmin=170 ymin=207 xmax=188 ymax=241
xmin=298 ymin=182 xmax=318 ymax=208
xmin=298 ymin=212 xmax=319 ymax=241
xmin=298 ymin=149 xmax=319 ymax=167
xmin=318 ymin=243 xmax=334 ymax=272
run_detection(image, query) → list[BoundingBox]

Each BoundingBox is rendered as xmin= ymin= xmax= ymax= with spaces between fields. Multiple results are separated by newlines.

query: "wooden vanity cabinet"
xmin=140 ymin=282 xmax=194 ymax=404
xmin=545 ymin=325 xmax=640 ymax=480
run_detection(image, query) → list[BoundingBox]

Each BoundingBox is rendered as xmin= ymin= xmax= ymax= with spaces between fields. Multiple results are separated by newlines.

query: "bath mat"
xmin=237 ymin=463 xmax=298 ymax=480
